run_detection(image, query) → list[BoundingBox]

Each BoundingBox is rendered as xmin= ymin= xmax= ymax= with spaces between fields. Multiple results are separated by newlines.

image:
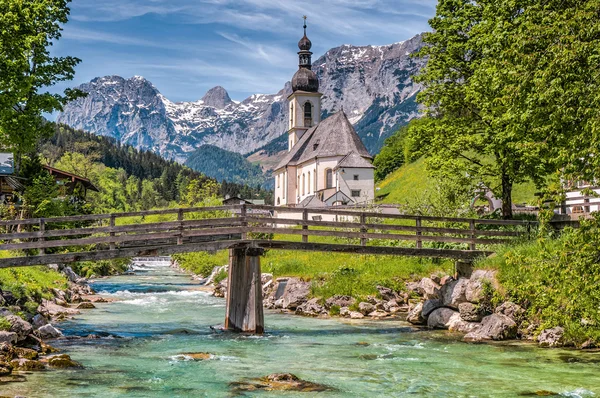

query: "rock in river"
xmin=537 ymin=327 xmax=565 ymax=347
xmin=230 ymin=373 xmax=332 ymax=393
xmin=464 ymin=314 xmax=517 ymax=342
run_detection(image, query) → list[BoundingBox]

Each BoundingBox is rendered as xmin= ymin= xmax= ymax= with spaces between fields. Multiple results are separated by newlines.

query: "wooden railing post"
xmin=177 ymin=208 xmax=184 ymax=245
xmin=302 ymin=209 xmax=309 ymax=243
xmin=109 ymin=215 xmax=116 ymax=250
xmin=416 ymin=217 xmax=422 ymax=249
xmin=39 ymin=219 xmax=45 ymax=255
xmin=360 ymin=213 xmax=367 ymax=246
xmin=469 ymin=220 xmax=476 ymax=250
xmin=241 ymin=204 xmax=247 ymax=240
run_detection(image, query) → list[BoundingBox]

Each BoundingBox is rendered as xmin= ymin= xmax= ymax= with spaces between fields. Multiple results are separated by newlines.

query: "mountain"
xmin=57 ymin=33 xmax=425 ymax=163
xmin=185 ymin=145 xmax=271 ymax=188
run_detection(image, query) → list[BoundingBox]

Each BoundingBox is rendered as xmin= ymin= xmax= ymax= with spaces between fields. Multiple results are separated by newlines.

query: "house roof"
xmin=324 ymin=190 xmax=354 ymax=205
xmin=298 ymin=195 xmax=328 ymax=208
xmin=43 ymin=165 xmax=99 ymax=192
xmin=0 ymin=176 xmax=25 ymax=192
xmin=335 ymin=151 xmax=375 ymax=169
xmin=275 ymin=111 xmax=372 ymax=170
xmin=0 ymin=153 xmax=14 ymax=175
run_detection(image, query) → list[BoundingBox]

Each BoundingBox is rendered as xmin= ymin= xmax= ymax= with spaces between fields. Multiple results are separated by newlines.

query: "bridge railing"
xmin=0 ymin=204 xmax=537 ymax=267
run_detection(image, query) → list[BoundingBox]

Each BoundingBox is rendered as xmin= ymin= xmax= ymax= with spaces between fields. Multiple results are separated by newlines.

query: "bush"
xmin=0 ymin=317 xmax=10 ymax=331
xmin=173 ymin=251 xmax=228 ymax=277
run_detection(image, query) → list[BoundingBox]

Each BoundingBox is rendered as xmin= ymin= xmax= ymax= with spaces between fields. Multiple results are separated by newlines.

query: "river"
xmin=4 ymin=259 xmax=599 ymax=397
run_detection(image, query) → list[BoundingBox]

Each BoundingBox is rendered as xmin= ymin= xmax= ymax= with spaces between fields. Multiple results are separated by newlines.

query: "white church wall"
xmin=338 ymin=167 xmax=375 ymax=204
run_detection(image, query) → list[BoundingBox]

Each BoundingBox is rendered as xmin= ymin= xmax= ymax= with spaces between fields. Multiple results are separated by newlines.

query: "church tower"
xmin=287 ymin=17 xmax=322 ymax=151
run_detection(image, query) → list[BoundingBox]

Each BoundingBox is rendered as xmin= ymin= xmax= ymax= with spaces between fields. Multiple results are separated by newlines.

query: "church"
xmin=274 ymin=21 xmax=375 ymax=208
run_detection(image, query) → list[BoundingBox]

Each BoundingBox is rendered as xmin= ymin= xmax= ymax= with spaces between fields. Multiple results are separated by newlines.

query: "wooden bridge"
xmin=0 ymin=204 xmax=534 ymax=334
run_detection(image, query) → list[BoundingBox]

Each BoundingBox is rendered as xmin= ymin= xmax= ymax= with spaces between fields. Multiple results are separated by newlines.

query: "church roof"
xmin=298 ymin=195 xmax=327 ymax=208
xmin=335 ymin=151 xmax=376 ymax=169
xmin=275 ymin=111 xmax=372 ymax=170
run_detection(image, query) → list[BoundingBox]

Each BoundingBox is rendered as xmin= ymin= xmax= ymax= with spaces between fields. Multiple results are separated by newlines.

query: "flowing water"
xmin=3 ymin=259 xmax=599 ymax=397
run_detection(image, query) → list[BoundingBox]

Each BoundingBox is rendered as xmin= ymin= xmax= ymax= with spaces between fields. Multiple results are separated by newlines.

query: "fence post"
xmin=360 ymin=213 xmax=367 ymax=246
xmin=109 ymin=215 xmax=116 ymax=250
xmin=177 ymin=208 xmax=184 ymax=245
xmin=302 ymin=209 xmax=308 ymax=243
xmin=416 ymin=217 xmax=422 ymax=249
xmin=469 ymin=220 xmax=476 ymax=250
xmin=39 ymin=219 xmax=45 ymax=255
xmin=241 ymin=204 xmax=247 ymax=240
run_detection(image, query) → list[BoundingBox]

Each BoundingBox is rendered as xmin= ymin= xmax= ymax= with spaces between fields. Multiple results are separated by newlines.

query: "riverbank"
xmin=3 ymin=260 xmax=599 ymax=397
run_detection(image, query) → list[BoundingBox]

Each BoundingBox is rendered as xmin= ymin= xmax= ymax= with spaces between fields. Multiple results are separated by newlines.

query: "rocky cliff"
xmin=58 ymin=33 xmax=425 ymax=162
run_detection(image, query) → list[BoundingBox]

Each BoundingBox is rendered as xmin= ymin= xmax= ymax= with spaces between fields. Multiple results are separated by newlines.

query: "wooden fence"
xmin=0 ymin=205 xmax=536 ymax=268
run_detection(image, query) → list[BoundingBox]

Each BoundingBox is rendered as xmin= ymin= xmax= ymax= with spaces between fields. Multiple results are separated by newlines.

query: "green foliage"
xmin=173 ymin=251 xmax=229 ymax=278
xmin=0 ymin=0 xmax=84 ymax=171
xmin=214 ymin=269 xmax=228 ymax=284
xmin=0 ymin=265 xmax=68 ymax=303
xmin=477 ymin=216 xmax=600 ymax=345
xmin=0 ymin=317 xmax=10 ymax=331
xmin=185 ymin=145 xmax=271 ymax=189
xmin=71 ymin=259 xmax=129 ymax=278
xmin=373 ymin=125 xmax=407 ymax=181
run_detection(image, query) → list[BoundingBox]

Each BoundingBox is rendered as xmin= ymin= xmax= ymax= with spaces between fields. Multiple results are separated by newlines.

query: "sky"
xmin=52 ymin=0 xmax=437 ymax=103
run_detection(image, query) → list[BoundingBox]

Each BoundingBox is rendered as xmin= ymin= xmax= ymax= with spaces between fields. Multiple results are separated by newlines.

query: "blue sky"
xmin=53 ymin=0 xmax=437 ymax=103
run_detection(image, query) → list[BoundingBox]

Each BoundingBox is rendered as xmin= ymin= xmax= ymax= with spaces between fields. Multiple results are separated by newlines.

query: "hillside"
xmin=185 ymin=145 xmax=271 ymax=189
xmin=376 ymin=158 xmax=538 ymax=206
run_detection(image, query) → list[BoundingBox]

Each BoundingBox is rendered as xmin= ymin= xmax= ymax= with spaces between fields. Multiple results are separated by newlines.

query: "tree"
xmin=411 ymin=0 xmax=600 ymax=218
xmin=0 ymin=0 xmax=83 ymax=172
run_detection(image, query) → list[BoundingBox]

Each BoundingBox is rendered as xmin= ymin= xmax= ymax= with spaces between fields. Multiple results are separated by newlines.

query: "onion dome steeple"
xmin=292 ymin=16 xmax=319 ymax=93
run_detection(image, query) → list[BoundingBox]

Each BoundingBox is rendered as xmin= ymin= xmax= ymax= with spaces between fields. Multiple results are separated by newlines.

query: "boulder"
xmin=358 ymin=302 xmax=376 ymax=316
xmin=280 ymin=278 xmax=310 ymax=310
xmin=459 ymin=302 xmax=483 ymax=322
xmin=76 ymin=302 xmax=96 ymax=309
xmin=430 ymin=274 xmax=442 ymax=284
xmin=325 ymin=295 xmax=356 ymax=309
xmin=440 ymin=275 xmax=453 ymax=286
xmin=339 ymin=307 xmax=351 ymax=318
xmin=405 ymin=281 xmax=420 ymax=294
xmin=14 ymin=347 xmax=37 ymax=360
xmin=495 ymin=301 xmax=525 ymax=322
xmin=349 ymin=311 xmax=364 ymax=319
xmin=464 ymin=270 xmax=499 ymax=303
xmin=10 ymin=358 xmax=45 ymax=371
xmin=383 ymin=300 xmax=401 ymax=313
xmin=31 ymin=314 xmax=49 ymax=330
xmin=463 ymin=314 xmax=517 ymax=342
xmin=0 ymin=361 xmax=11 ymax=376
xmin=5 ymin=315 xmax=33 ymax=342
xmin=37 ymin=299 xmax=80 ymax=319
xmin=427 ymin=308 xmax=458 ymax=329
xmin=406 ymin=302 xmax=426 ymax=325
xmin=61 ymin=266 xmax=80 ymax=283
xmin=295 ymin=298 xmax=327 ymax=317
xmin=447 ymin=312 xmax=482 ymax=333
xmin=45 ymin=354 xmax=82 ymax=368
xmin=440 ymin=278 xmax=469 ymax=309
xmin=36 ymin=324 xmax=63 ymax=340
xmin=537 ymin=327 xmax=565 ymax=347
xmin=376 ymin=285 xmax=397 ymax=301
xmin=0 ymin=332 xmax=17 ymax=345
xmin=230 ymin=373 xmax=331 ymax=394
xmin=422 ymin=299 xmax=443 ymax=318
xmin=417 ymin=278 xmax=442 ymax=300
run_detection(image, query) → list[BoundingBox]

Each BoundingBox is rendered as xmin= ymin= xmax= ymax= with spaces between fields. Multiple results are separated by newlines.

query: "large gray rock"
xmin=537 ymin=327 xmax=565 ymax=347
xmin=417 ymin=278 xmax=441 ymax=300
xmin=36 ymin=324 xmax=63 ymax=340
xmin=441 ymin=278 xmax=469 ymax=309
xmin=447 ymin=312 xmax=481 ymax=333
xmin=358 ymin=302 xmax=376 ymax=316
xmin=280 ymin=278 xmax=310 ymax=310
xmin=465 ymin=270 xmax=499 ymax=303
xmin=406 ymin=302 xmax=425 ymax=325
xmin=37 ymin=299 xmax=80 ymax=319
xmin=31 ymin=314 xmax=49 ymax=330
xmin=325 ymin=295 xmax=356 ymax=309
xmin=464 ymin=314 xmax=517 ymax=341
xmin=459 ymin=302 xmax=483 ymax=322
xmin=495 ymin=301 xmax=525 ymax=322
xmin=5 ymin=315 xmax=33 ymax=342
xmin=62 ymin=266 xmax=80 ymax=283
xmin=0 ymin=331 xmax=17 ymax=344
xmin=376 ymin=285 xmax=398 ymax=301
xmin=295 ymin=298 xmax=327 ymax=317
xmin=427 ymin=308 xmax=458 ymax=329
xmin=422 ymin=299 xmax=443 ymax=317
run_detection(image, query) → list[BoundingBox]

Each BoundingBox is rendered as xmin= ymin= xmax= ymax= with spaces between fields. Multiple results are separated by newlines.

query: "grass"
xmin=376 ymin=157 xmax=539 ymax=206
xmin=0 ymin=250 xmax=69 ymax=306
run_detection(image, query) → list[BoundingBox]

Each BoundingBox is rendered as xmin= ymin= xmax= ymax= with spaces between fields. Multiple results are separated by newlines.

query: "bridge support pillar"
xmin=225 ymin=246 xmax=265 ymax=334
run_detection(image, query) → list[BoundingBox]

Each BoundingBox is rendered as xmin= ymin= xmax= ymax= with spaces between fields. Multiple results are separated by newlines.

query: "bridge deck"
xmin=0 ymin=204 xmax=535 ymax=268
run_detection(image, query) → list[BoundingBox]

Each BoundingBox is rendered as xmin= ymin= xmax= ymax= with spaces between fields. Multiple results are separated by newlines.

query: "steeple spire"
xmin=297 ymin=16 xmax=313 ymax=68
xmin=291 ymin=16 xmax=319 ymax=93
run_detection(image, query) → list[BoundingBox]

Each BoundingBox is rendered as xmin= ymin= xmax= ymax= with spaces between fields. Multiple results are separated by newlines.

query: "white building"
xmin=273 ymin=22 xmax=375 ymax=208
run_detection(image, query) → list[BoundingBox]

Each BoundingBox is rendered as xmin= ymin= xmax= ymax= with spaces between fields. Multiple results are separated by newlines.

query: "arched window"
xmin=277 ymin=197 xmax=281 ymax=205
xmin=304 ymin=101 xmax=312 ymax=127
xmin=325 ymin=169 xmax=333 ymax=189
xmin=307 ymin=171 xmax=311 ymax=194
xmin=314 ymin=169 xmax=317 ymax=192
xmin=302 ymin=173 xmax=306 ymax=196
xmin=290 ymin=102 xmax=294 ymax=127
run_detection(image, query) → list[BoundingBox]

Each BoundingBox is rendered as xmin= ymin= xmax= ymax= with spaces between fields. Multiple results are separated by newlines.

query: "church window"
xmin=290 ymin=102 xmax=294 ymax=127
xmin=277 ymin=174 xmax=280 ymax=188
xmin=351 ymin=190 xmax=361 ymax=198
xmin=314 ymin=169 xmax=317 ymax=191
xmin=325 ymin=169 xmax=333 ymax=189
xmin=304 ymin=102 xmax=313 ymax=127
xmin=302 ymin=173 xmax=306 ymax=195
xmin=353 ymin=174 xmax=359 ymax=181
xmin=307 ymin=171 xmax=311 ymax=194
xmin=277 ymin=197 xmax=281 ymax=205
